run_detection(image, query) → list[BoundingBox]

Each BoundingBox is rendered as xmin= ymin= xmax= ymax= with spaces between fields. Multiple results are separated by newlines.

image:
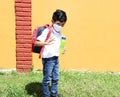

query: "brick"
xmin=17 ymin=68 xmax=24 ymax=72
xmin=16 ymin=48 xmax=31 ymax=52
xmin=16 ymin=17 xmax=31 ymax=21
xmin=16 ymin=30 xmax=31 ymax=35
xmin=15 ymin=3 xmax=31 ymax=8
xmin=15 ymin=0 xmax=31 ymax=4
xmin=16 ymin=65 xmax=32 ymax=69
xmin=16 ymin=26 xmax=31 ymax=31
xmin=24 ymin=69 xmax=32 ymax=72
xmin=17 ymin=68 xmax=31 ymax=73
xmin=16 ymin=39 xmax=31 ymax=44
xmin=16 ymin=44 xmax=31 ymax=48
xmin=16 ymin=52 xmax=32 ymax=57
xmin=16 ymin=12 xmax=31 ymax=17
xmin=15 ymin=7 xmax=31 ymax=12
xmin=15 ymin=7 xmax=32 ymax=12
xmin=17 ymin=61 xmax=32 ymax=65
xmin=23 ymin=68 xmax=32 ymax=72
xmin=16 ymin=35 xmax=31 ymax=39
xmin=16 ymin=21 xmax=31 ymax=26
xmin=16 ymin=56 xmax=32 ymax=61
xmin=16 ymin=22 xmax=31 ymax=26
xmin=16 ymin=29 xmax=31 ymax=32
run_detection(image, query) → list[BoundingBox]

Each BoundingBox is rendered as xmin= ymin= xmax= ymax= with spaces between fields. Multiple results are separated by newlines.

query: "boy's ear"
xmin=51 ymin=20 xmax=55 ymax=23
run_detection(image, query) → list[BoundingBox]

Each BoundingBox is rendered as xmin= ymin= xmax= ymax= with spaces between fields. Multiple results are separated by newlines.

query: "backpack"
xmin=32 ymin=24 xmax=52 ymax=55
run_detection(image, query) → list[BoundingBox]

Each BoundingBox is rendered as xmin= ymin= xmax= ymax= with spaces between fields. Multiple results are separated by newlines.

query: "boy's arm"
xmin=35 ymin=28 xmax=52 ymax=46
xmin=34 ymin=41 xmax=46 ymax=46
xmin=34 ymin=37 xmax=55 ymax=46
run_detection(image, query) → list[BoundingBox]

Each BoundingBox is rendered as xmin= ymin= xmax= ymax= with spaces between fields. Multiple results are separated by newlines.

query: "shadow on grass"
xmin=25 ymin=82 xmax=43 ymax=97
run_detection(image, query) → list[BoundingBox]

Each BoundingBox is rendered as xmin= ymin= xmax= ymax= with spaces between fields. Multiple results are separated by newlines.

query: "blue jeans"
xmin=42 ymin=56 xmax=59 ymax=97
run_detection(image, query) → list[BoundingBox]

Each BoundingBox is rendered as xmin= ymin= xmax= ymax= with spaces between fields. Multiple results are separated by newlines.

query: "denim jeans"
xmin=42 ymin=56 xmax=59 ymax=97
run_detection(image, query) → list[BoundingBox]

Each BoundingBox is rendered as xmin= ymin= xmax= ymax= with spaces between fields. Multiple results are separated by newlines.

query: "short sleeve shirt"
xmin=37 ymin=27 xmax=62 ymax=58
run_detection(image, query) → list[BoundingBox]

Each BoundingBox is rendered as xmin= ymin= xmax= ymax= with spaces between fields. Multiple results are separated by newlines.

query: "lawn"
xmin=0 ymin=70 xmax=120 ymax=97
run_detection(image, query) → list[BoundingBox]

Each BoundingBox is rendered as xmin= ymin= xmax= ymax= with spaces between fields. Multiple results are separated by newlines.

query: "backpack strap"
xmin=39 ymin=24 xmax=52 ymax=58
xmin=31 ymin=27 xmax=40 ymax=52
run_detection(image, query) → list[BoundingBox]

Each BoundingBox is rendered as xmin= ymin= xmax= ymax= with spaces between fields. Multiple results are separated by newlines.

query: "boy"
xmin=35 ymin=9 xmax=67 ymax=97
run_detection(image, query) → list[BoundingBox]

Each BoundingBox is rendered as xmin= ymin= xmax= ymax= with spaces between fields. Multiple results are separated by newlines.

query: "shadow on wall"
xmin=25 ymin=82 xmax=43 ymax=97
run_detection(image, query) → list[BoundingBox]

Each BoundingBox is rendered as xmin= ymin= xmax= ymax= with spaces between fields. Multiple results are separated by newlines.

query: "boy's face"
xmin=52 ymin=20 xmax=66 ymax=32
xmin=52 ymin=20 xmax=66 ymax=27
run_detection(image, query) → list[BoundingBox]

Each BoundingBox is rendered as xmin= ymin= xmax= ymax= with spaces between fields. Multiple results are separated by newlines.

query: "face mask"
xmin=53 ymin=24 xmax=63 ymax=32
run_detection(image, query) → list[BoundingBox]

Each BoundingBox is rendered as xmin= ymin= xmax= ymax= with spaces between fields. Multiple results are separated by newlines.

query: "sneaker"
xmin=51 ymin=95 xmax=60 ymax=97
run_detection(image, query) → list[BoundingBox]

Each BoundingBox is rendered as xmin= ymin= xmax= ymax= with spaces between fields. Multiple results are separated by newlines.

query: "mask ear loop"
xmin=52 ymin=24 xmax=57 ymax=32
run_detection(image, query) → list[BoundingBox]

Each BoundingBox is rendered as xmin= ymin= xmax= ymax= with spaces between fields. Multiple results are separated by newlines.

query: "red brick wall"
xmin=15 ymin=0 xmax=32 ymax=72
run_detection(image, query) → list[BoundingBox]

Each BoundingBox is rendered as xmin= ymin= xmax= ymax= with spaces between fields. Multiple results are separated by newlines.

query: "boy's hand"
xmin=45 ymin=37 xmax=55 ymax=45
xmin=62 ymin=47 xmax=66 ymax=54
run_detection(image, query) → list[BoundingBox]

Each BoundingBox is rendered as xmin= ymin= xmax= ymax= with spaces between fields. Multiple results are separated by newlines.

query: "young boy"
xmin=35 ymin=9 xmax=67 ymax=97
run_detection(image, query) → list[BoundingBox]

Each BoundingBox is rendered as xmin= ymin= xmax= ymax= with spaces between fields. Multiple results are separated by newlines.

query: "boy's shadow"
xmin=25 ymin=82 xmax=43 ymax=97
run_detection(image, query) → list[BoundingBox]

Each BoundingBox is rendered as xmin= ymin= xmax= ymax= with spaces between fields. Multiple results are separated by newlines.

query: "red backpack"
xmin=32 ymin=24 xmax=52 ymax=57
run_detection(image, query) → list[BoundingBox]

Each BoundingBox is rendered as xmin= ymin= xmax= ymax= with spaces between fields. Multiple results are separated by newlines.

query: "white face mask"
xmin=53 ymin=24 xmax=63 ymax=32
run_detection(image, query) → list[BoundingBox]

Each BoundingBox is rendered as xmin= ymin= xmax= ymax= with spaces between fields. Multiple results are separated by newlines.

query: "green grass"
xmin=0 ymin=70 xmax=120 ymax=97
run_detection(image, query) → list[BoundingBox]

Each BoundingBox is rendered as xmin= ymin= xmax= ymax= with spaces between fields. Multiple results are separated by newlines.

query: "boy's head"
xmin=52 ymin=9 xmax=67 ymax=23
xmin=52 ymin=9 xmax=67 ymax=32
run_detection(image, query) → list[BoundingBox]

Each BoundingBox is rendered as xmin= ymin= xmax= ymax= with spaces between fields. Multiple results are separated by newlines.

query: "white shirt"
xmin=37 ymin=27 xmax=62 ymax=58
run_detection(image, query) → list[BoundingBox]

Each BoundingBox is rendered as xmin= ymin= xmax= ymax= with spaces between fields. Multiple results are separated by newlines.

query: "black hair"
xmin=52 ymin=9 xmax=67 ymax=22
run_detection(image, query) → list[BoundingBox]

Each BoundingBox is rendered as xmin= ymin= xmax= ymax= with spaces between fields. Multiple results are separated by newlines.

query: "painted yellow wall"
xmin=0 ymin=0 xmax=16 ymax=69
xmin=0 ymin=0 xmax=120 ymax=72
xmin=32 ymin=0 xmax=120 ymax=72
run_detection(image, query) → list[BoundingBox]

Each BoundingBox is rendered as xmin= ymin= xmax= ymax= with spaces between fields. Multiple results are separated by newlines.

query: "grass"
xmin=0 ymin=70 xmax=120 ymax=97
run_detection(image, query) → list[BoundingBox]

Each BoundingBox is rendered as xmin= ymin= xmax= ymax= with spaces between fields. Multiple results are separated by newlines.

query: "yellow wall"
xmin=0 ymin=0 xmax=16 ymax=69
xmin=32 ymin=0 xmax=120 ymax=72
xmin=0 ymin=0 xmax=120 ymax=72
